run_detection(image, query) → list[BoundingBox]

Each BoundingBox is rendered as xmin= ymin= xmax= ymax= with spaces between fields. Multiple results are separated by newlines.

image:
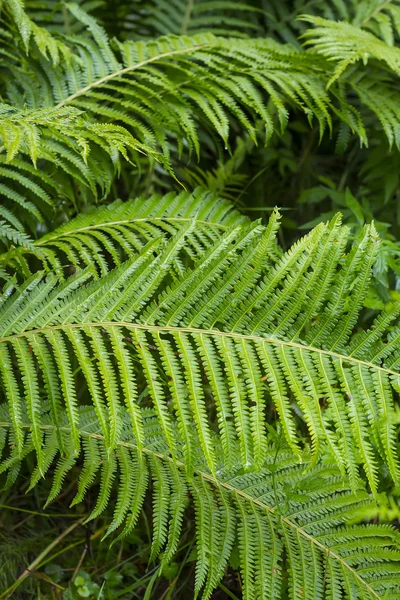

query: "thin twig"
xmin=0 ymin=517 xmax=84 ymax=599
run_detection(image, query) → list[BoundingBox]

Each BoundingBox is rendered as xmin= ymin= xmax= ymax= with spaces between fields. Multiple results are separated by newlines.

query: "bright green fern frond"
xmin=0 ymin=104 xmax=160 ymax=168
xmin=0 ymin=187 xmax=251 ymax=277
xmin=4 ymin=0 xmax=72 ymax=64
xmin=0 ymin=103 xmax=165 ymax=247
xmin=7 ymin=6 xmax=381 ymax=163
xmin=0 ymin=210 xmax=399 ymax=491
xmin=0 ymin=405 xmax=399 ymax=600
xmin=6 ymin=4 xmax=400 ymax=250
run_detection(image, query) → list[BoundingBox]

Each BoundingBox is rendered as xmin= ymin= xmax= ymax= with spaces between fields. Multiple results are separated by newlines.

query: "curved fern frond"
xmin=6 ymin=4 xmax=390 ymax=172
xmin=0 ymin=188 xmax=251 ymax=277
xmin=0 ymin=102 xmax=163 ymax=248
xmin=0 ymin=104 xmax=157 ymax=169
xmin=351 ymin=0 xmax=400 ymax=45
xmin=299 ymin=14 xmax=400 ymax=150
xmin=0 ymin=405 xmax=399 ymax=600
xmin=262 ymin=0 xmax=400 ymax=46
xmin=0 ymin=210 xmax=399 ymax=490
xmin=10 ymin=18 xmax=338 ymax=152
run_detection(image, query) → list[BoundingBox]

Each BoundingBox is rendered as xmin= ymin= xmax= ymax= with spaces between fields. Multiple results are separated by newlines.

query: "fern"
xmin=1 ymin=404 xmax=400 ymax=600
xmin=1 ymin=201 xmax=400 ymax=494
xmin=0 ymin=188 xmax=250 ymax=277
xmin=2 ymin=4 xmax=400 ymax=596
xmin=263 ymin=0 xmax=400 ymax=45
xmin=4 ymin=0 xmax=72 ymax=63
xmin=301 ymin=15 xmax=400 ymax=85
xmin=139 ymin=0 xmax=263 ymax=37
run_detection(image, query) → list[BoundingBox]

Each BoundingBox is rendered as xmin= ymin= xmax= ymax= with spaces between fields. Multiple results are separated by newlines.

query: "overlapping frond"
xmin=301 ymin=15 xmax=400 ymax=84
xmin=352 ymin=0 xmax=400 ymax=44
xmin=0 ymin=6 xmax=341 ymax=246
xmin=140 ymin=0 xmax=263 ymax=37
xmin=0 ymin=188 xmax=251 ymax=278
xmin=4 ymin=0 xmax=72 ymax=63
xmin=0 ymin=206 xmax=399 ymax=493
xmin=0 ymin=404 xmax=399 ymax=600
xmin=0 ymin=104 xmax=156 ymax=170
xmin=0 ymin=103 xmax=161 ymax=246
xmin=3 ymin=3 xmax=400 ymax=597
xmin=9 ymin=15 xmax=339 ymax=151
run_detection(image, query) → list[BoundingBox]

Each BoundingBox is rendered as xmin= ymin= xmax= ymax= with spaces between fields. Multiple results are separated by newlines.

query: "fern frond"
xmin=141 ymin=0 xmax=263 ymax=37
xmin=263 ymin=0 xmax=400 ymax=46
xmin=0 ymin=188 xmax=250 ymax=277
xmin=0 ymin=104 xmax=159 ymax=168
xmin=1 ymin=405 xmax=399 ymax=600
xmin=0 ymin=219 xmax=34 ymax=250
xmin=4 ymin=0 xmax=72 ymax=64
xmin=301 ymin=15 xmax=400 ymax=86
xmin=14 ymin=19 xmax=334 ymax=151
xmin=352 ymin=0 xmax=400 ymax=45
xmin=0 ymin=102 xmax=165 ymax=246
xmin=0 ymin=208 xmax=399 ymax=491
xmin=4 ymin=5 xmax=389 ymax=189
xmin=298 ymin=14 xmax=400 ymax=149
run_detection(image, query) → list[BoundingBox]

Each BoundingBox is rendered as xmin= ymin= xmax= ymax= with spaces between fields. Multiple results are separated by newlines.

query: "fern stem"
xmin=54 ymin=44 xmax=210 ymax=110
xmin=181 ymin=0 xmax=194 ymax=34
xmin=0 ymin=517 xmax=85 ymax=600
xmin=1 ymin=321 xmax=399 ymax=380
xmin=34 ymin=217 xmax=227 ymax=247
xmin=0 ymin=504 xmax=84 ymax=519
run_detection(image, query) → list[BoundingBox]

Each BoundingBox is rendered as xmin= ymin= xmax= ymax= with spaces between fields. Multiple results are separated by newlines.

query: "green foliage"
xmin=2 ymin=2 xmax=400 ymax=598
xmin=2 ymin=404 xmax=400 ymax=600
xmin=2 ymin=196 xmax=400 ymax=596
xmin=5 ymin=1 xmax=400 ymax=247
xmin=4 ymin=0 xmax=72 ymax=63
xmin=0 ymin=188 xmax=250 ymax=278
xmin=139 ymin=0 xmax=263 ymax=37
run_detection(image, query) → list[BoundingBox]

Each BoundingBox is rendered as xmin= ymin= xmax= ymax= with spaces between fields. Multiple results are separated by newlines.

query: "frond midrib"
xmin=360 ymin=0 xmax=393 ymax=26
xmin=34 ymin=216 xmax=227 ymax=246
xmin=0 ymin=418 xmax=382 ymax=600
xmin=1 ymin=321 xmax=398 ymax=379
xmin=54 ymin=42 xmax=212 ymax=110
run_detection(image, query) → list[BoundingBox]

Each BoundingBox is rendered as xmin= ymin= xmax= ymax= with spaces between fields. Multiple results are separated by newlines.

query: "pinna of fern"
xmin=0 ymin=197 xmax=400 ymax=499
